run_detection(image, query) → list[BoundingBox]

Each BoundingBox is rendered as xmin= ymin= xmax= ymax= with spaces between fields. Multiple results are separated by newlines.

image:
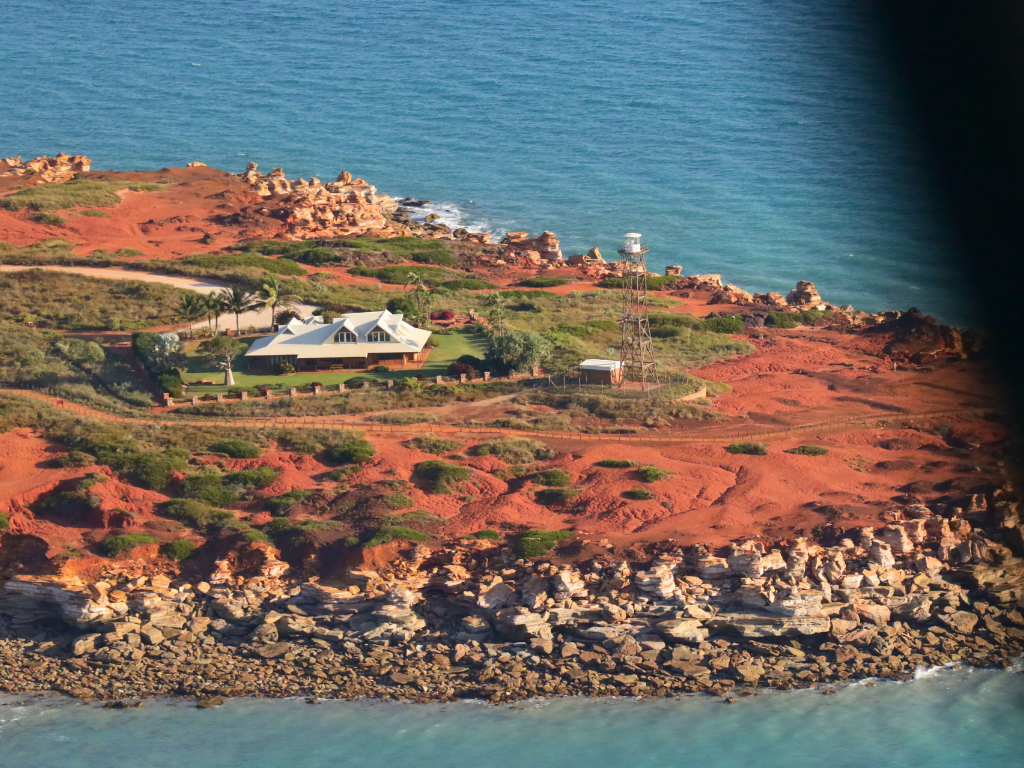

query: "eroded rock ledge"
xmin=1 ymin=486 xmax=1022 ymax=704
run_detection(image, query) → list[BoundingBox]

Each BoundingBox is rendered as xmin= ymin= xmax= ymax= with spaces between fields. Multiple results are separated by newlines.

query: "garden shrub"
xmin=412 ymin=460 xmax=472 ymax=493
xmin=785 ymin=444 xmax=830 ymax=456
xmin=100 ymin=533 xmax=158 ymax=557
xmin=208 ymin=439 xmax=261 ymax=459
xmin=533 ymin=468 xmax=572 ymax=487
xmin=160 ymin=539 xmax=197 ymax=560
xmin=515 ymin=529 xmax=572 ymax=559
xmin=725 ymin=442 xmax=769 ymax=455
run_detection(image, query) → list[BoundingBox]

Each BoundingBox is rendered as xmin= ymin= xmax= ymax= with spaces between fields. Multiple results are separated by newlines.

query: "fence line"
xmin=0 ymin=388 xmax=995 ymax=445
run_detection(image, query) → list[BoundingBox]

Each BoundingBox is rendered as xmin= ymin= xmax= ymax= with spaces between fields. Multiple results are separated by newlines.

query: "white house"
xmin=244 ymin=310 xmax=432 ymax=373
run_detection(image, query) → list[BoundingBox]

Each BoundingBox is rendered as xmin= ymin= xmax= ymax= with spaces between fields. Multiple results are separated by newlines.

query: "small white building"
xmin=579 ymin=358 xmax=623 ymax=385
xmin=245 ymin=310 xmax=432 ymax=373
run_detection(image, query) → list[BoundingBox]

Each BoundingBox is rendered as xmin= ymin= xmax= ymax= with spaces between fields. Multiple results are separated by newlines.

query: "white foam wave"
xmin=397 ymin=199 xmax=512 ymax=240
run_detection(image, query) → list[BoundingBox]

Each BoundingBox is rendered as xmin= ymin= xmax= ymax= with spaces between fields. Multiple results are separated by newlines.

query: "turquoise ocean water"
xmin=2 ymin=667 xmax=1023 ymax=768
xmin=0 ymin=0 xmax=971 ymax=322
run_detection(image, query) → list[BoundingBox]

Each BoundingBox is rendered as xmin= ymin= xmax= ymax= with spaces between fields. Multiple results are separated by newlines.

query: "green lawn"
xmin=180 ymin=329 xmax=487 ymax=393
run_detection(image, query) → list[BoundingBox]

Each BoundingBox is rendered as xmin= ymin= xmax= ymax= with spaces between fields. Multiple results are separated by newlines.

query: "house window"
xmin=334 ymin=331 xmax=356 ymax=343
xmin=367 ymin=330 xmax=391 ymax=343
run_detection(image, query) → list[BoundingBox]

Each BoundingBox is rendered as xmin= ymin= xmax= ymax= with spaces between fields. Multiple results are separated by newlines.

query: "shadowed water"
xmin=0 ymin=0 xmax=971 ymax=322
xmin=2 ymin=668 xmax=1023 ymax=768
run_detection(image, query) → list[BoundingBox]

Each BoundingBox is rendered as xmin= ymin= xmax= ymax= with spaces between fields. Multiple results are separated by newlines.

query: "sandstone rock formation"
xmin=1 ymin=153 xmax=91 ymax=183
xmin=501 ymin=231 xmax=563 ymax=265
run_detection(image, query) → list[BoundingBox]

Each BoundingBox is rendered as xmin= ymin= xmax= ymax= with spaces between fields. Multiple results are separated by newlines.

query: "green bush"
xmin=224 ymin=466 xmax=280 ymax=488
xmin=128 ymin=449 xmax=191 ymax=490
xmin=80 ymin=209 xmax=111 ymax=217
xmin=0 ymin=512 xmax=8 ymax=531
xmin=533 ymin=468 xmax=572 ymax=487
xmin=411 ymin=252 xmax=458 ymax=267
xmin=244 ymin=530 xmax=271 ymax=543
xmin=56 ymin=450 xmax=97 ymax=468
xmin=326 ymin=437 xmax=376 ymax=464
xmin=366 ymin=525 xmax=429 ymax=547
xmin=702 ymin=315 xmax=745 ymax=334
xmin=519 ymin=276 xmax=569 ymax=288
xmin=181 ymin=474 xmax=240 ymax=507
xmin=595 ymin=459 xmax=636 ymax=468
xmin=624 ymin=487 xmax=656 ymax=501
xmin=267 ymin=489 xmax=312 ymax=515
xmin=725 ymin=442 xmax=769 ymax=455
xmin=413 ymin=460 xmax=472 ymax=493
xmin=463 ymin=529 xmax=499 ymax=540
xmin=765 ymin=312 xmax=799 ymax=329
xmin=208 ymin=439 xmax=261 ymax=459
xmin=343 ymin=375 xmax=375 ymax=388
xmin=100 ymin=533 xmax=159 ymax=557
xmin=386 ymin=296 xmax=418 ymax=317
xmin=785 ymin=444 xmax=830 ymax=456
xmin=535 ymin=487 xmax=583 ymax=506
xmin=441 ymin=278 xmax=499 ymax=290
xmin=406 ymin=434 xmax=462 ymax=455
xmin=636 ymin=466 xmax=673 ymax=483
xmin=29 ymin=211 xmax=66 ymax=226
xmin=473 ymin=438 xmax=555 ymax=463
xmin=161 ymin=499 xmax=235 ymax=529
xmin=324 ymin=466 xmax=362 ymax=482
xmin=382 ymin=492 xmax=414 ymax=510
xmin=515 ymin=529 xmax=572 ymax=559
xmin=160 ymin=539 xmax=197 ymax=561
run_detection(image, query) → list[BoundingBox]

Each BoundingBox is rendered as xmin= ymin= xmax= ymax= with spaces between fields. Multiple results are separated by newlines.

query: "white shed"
xmin=580 ymin=358 xmax=623 ymax=385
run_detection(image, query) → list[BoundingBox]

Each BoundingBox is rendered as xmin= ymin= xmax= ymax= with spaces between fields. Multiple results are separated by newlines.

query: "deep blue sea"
xmin=0 ymin=0 xmax=971 ymax=322
xmin=3 ymin=667 xmax=1024 ymax=768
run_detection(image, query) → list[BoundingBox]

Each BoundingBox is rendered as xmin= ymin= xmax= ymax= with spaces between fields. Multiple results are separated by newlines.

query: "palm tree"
xmin=412 ymin=282 xmax=434 ymax=317
xmin=218 ymin=285 xmax=259 ymax=335
xmin=204 ymin=291 xmax=223 ymax=334
xmin=174 ymin=294 xmax=207 ymax=338
xmin=404 ymin=272 xmax=424 ymax=292
xmin=484 ymin=292 xmax=507 ymax=336
xmin=257 ymin=275 xmax=301 ymax=331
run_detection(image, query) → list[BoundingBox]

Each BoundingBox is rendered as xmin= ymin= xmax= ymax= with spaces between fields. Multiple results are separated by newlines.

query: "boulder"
xmin=655 ymin=619 xmax=709 ymax=645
